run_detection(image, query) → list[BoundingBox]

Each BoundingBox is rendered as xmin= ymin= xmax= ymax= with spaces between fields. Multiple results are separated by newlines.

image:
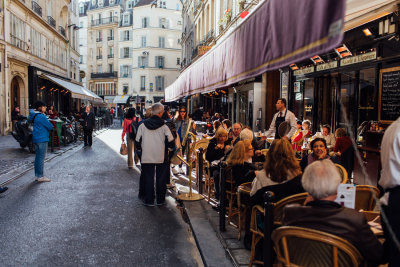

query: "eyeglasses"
xmin=179 ymin=110 xmax=186 ymax=113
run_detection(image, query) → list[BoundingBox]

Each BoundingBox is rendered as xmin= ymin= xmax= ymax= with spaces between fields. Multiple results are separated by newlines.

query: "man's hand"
xmin=255 ymin=150 xmax=262 ymax=156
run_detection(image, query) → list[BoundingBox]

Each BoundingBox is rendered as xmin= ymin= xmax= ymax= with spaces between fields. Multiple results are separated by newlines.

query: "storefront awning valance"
xmin=165 ymin=0 xmax=345 ymax=102
xmin=113 ymin=95 xmax=130 ymax=104
xmin=41 ymin=74 xmax=102 ymax=102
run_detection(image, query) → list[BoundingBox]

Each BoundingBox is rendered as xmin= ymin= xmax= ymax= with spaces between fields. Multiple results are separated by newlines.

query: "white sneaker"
xmin=178 ymin=167 xmax=185 ymax=174
xmin=172 ymin=168 xmax=179 ymax=175
xmin=36 ymin=177 xmax=51 ymax=182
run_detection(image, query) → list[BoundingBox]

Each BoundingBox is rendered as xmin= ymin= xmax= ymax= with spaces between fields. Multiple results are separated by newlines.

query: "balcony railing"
xmin=121 ymin=74 xmax=131 ymax=78
xmin=47 ymin=16 xmax=56 ymax=28
xmin=96 ymin=55 xmax=103 ymax=59
xmin=107 ymin=54 xmax=114 ymax=58
xmin=91 ymin=16 xmax=118 ymax=27
xmin=96 ymin=38 xmax=103 ymax=42
xmin=59 ymin=26 xmax=66 ymax=37
xmin=140 ymin=87 xmax=145 ymax=91
xmin=107 ymin=36 xmax=114 ymax=41
xmin=91 ymin=71 xmax=118 ymax=79
xmin=10 ymin=35 xmax=27 ymax=50
xmin=123 ymin=54 xmax=131 ymax=58
xmin=192 ymin=46 xmax=198 ymax=59
xmin=94 ymin=88 xmax=116 ymax=96
xmin=32 ymin=1 xmax=42 ymax=17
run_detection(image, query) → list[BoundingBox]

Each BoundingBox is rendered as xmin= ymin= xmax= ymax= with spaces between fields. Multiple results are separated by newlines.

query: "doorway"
xmin=10 ymin=76 xmax=22 ymax=113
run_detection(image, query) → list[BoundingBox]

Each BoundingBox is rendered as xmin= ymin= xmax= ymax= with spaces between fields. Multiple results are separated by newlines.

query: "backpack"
xmin=129 ymin=117 xmax=140 ymax=139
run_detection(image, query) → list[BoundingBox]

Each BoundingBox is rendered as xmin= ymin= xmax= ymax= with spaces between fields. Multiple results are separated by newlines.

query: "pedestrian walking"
xmin=161 ymin=106 xmax=177 ymax=188
xmin=118 ymin=105 xmax=125 ymax=127
xmin=173 ymin=106 xmax=193 ymax=174
xmin=110 ymin=107 xmax=114 ymax=124
xmin=82 ymin=106 xmax=95 ymax=147
xmin=264 ymin=98 xmax=297 ymax=140
xmin=122 ymin=108 xmax=139 ymax=169
xmin=28 ymin=101 xmax=54 ymax=182
xmin=135 ymin=103 xmax=174 ymax=206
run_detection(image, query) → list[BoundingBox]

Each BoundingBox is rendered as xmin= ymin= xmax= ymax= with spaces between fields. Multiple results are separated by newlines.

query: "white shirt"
xmin=264 ymin=108 xmax=297 ymax=139
xmin=312 ymin=132 xmax=336 ymax=149
xmin=135 ymin=123 xmax=174 ymax=164
xmin=379 ymin=117 xmax=400 ymax=205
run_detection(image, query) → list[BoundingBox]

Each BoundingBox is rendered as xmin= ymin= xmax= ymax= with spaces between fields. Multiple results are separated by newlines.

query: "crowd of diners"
xmin=198 ymin=105 xmax=397 ymax=266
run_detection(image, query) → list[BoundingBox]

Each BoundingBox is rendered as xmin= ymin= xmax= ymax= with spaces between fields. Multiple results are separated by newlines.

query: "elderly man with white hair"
xmin=283 ymin=160 xmax=383 ymax=265
xmin=135 ymin=103 xmax=175 ymax=206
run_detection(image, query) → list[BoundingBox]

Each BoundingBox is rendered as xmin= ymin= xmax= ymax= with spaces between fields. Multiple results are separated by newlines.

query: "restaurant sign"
xmin=316 ymin=61 xmax=338 ymax=72
xmin=198 ymin=46 xmax=212 ymax=56
xmin=293 ymin=66 xmax=314 ymax=76
xmin=340 ymin=50 xmax=377 ymax=67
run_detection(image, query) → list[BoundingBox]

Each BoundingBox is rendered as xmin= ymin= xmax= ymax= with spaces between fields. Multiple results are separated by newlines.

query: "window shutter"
xmin=129 ymin=30 xmax=132 ymax=40
xmin=159 ymin=18 xmax=162 ymax=28
xmin=120 ymin=48 xmax=123 ymax=58
xmin=120 ymin=66 xmax=123 ymax=77
xmin=145 ymin=56 xmax=148 ymax=67
xmin=129 ymin=66 xmax=132 ymax=77
xmin=166 ymin=19 xmax=170 ymax=29
xmin=138 ymin=56 xmax=141 ymax=67
xmin=155 ymin=56 xmax=158 ymax=67
xmin=129 ymin=47 xmax=132 ymax=58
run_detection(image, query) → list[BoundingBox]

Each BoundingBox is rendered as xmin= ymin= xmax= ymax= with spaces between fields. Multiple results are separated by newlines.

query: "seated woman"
xmin=291 ymin=120 xmax=312 ymax=153
xmin=300 ymin=137 xmax=331 ymax=172
xmin=239 ymin=128 xmax=265 ymax=162
xmin=251 ymin=139 xmax=302 ymax=197
xmin=330 ymin=128 xmax=352 ymax=159
xmin=226 ymin=140 xmax=258 ymax=187
xmin=205 ymin=127 xmax=231 ymax=200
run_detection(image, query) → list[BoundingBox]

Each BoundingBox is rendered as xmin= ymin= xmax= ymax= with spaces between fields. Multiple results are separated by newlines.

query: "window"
xmin=140 ymin=76 xmax=146 ymax=91
xmin=142 ymin=17 xmax=149 ymax=28
xmin=121 ymin=65 xmax=131 ymax=78
xmin=155 ymin=56 xmax=164 ymax=68
xmin=80 ymin=55 xmax=83 ymax=63
xmin=159 ymin=18 xmax=169 ymax=28
xmin=97 ymin=64 xmax=102 ymax=72
xmin=123 ymin=30 xmax=130 ymax=41
xmin=158 ymin=37 xmax=165 ymax=48
xmin=108 ymin=64 xmax=113 ymax=72
xmin=178 ymin=20 xmax=182 ymax=25
xmin=138 ymin=56 xmax=148 ymax=68
xmin=30 ymin=28 xmax=41 ymax=57
xmin=141 ymin=36 xmax=146 ymax=47
xmin=80 ymin=21 xmax=83 ymax=28
xmin=123 ymin=47 xmax=130 ymax=58
xmin=97 ymin=47 xmax=102 ymax=59
xmin=79 ymin=5 xmax=84 ymax=14
xmin=110 ymin=0 xmax=115 ymax=4
xmin=10 ymin=14 xmax=26 ymax=50
xmin=177 ymin=58 xmax=180 ymax=65
xmin=176 ymin=3 xmax=180 ymax=10
xmin=97 ymin=30 xmax=102 ymax=42
xmin=127 ymin=0 xmax=134 ymax=8
xmin=155 ymin=76 xmax=165 ymax=91
xmin=98 ymin=0 xmax=103 ymax=7
xmin=123 ymin=85 xmax=129 ymax=94
xmin=123 ymin=14 xmax=130 ymax=25
xmin=108 ymin=46 xmax=113 ymax=57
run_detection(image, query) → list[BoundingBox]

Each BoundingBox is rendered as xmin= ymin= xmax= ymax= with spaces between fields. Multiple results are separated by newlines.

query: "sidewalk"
xmin=170 ymin=170 xmax=251 ymax=267
xmin=0 ymin=126 xmax=109 ymax=186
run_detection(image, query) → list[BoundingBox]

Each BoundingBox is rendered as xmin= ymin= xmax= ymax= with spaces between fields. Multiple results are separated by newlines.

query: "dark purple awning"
xmin=165 ymin=0 xmax=345 ymax=101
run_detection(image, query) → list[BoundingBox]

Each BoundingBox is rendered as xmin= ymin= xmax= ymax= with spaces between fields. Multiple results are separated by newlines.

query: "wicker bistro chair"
xmin=225 ymin=168 xmax=240 ymax=226
xmin=335 ymin=163 xmax=349 ymax=184
xmin=248 ymin=192 xmax=309 ymax=267
xmin=237 ymin=182 xmax=252 ymax=240
xmin=272 ymin=226 xmax=363 ymax=267
xmin=355 ymin=185 xmax=380 ymax=211
xmin=203 ymin=155 xmax=214 ymax=203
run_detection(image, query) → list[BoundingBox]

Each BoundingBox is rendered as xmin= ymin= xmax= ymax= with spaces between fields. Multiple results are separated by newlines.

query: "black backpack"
xmin=129 ymin=117 xmax=140 ymax=139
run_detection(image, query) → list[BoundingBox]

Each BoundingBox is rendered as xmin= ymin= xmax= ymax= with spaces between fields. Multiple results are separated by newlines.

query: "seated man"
xmin=311 ymin=124 xmax=335 ymax=150
xmin=283 ymin=160 xmax=383 ymax=265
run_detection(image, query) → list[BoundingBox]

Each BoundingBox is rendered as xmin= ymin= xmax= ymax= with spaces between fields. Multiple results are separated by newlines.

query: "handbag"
xmin=120 ymin=141 xmax=128 ymax=155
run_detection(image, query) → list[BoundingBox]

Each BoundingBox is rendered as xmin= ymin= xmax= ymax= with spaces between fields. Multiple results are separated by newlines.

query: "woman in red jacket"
xmin=330 ymin=128 xmax=352 ymax=159
xmin=292 ymin=120 xmax=312 ymax=152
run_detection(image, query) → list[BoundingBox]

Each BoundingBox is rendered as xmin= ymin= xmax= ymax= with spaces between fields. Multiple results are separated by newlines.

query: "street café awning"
xmin=165 ymin=0 xmax=346 ymax=102
xmin=41 ymin=74 xmax=103 ymax=102
xmin=113 ymin=95 xmax=130 ymax=104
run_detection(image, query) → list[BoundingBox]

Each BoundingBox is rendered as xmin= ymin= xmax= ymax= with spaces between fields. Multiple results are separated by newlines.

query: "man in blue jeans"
xmin=28 ymin=101 xmax=54 ymax=182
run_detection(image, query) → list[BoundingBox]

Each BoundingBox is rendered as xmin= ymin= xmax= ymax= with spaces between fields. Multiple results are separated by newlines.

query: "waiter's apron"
xmin=274 ymin=109 xmax=287 ymax=139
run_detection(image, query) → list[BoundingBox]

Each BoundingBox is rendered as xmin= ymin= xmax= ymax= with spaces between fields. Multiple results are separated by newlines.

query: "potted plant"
xmin=218 ymin=18 xmax=224 ymax=32
xmin=225 ymin=8 xmax=232 ymax=23
xmin=239 ymin=0 xmax=245 ymax=11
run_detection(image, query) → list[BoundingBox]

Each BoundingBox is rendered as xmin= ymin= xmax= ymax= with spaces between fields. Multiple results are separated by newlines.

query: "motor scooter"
xmin=59 ymin=116 xmax=74 ymax=145
xmin=11 ymin=116 xmax=35 ymax=153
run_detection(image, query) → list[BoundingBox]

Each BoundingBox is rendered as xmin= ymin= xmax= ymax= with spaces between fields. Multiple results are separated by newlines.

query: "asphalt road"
xmin=0 ymin=129 xmax=202 ymax=266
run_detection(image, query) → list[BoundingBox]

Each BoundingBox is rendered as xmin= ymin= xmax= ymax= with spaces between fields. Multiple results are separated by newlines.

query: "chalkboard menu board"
xmin=379 ymin=67 xmax=400 ymax=123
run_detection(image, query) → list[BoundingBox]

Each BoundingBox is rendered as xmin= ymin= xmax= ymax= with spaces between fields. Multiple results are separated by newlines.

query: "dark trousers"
xmin=83 ymin=128 xmax=93 ymax=146
xmin=141 ymin=163 xmax=169 ymax=204
xmin=382 ymin=187 xmax=400 ymax=266
xmin=211 ymin=167 xmax=220 ymax=200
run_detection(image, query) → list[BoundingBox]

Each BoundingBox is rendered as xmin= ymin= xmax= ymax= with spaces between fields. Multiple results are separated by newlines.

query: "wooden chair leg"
xmin=237 ymin=192 xmax=241 ymax=240
xmin=249 ymin=233 xmax=256 ymax=267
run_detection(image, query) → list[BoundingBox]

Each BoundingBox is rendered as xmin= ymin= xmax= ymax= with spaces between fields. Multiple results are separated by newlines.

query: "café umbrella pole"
xmin=176 ymin=154 xmax=204 ymax=201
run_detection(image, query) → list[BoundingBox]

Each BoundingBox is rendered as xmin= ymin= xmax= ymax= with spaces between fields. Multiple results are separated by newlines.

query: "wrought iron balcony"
xmin=59 ymin=26 xmax=66 ymax=37
xmin=107 ymin=54 xmax=114 ymax=58
xmin=107 ymin=36 xmax=114 ymax=41
xmin=96 ymin=55 xmax=103 ymax=59
xmin=91 ymin=16 xmax=118 ymax=27
xmin=140 ymin=87 xmax=145 ymax=91
xmin=91 ymin=71 xmax=118 ymax=79
xmin=47 ymin=16 xmax=56 ymax=28
xmin=96 ymin=38 xmax=103 ymax=42
xmin=32 ymin=1 xmax=42 ymax=17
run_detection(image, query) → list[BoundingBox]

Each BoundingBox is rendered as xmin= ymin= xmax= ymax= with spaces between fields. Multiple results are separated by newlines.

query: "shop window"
xmin=358 ymin=68 xmax=376 ymax=125
xmin=339 ymin=71 xmax=356 ymax=131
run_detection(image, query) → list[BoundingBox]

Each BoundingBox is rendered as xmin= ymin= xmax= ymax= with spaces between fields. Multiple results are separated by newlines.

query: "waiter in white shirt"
xmin=379 ymin=116 xmax=400 ymax=266
xmin=264 ymin=98 xmax=297 ymax=140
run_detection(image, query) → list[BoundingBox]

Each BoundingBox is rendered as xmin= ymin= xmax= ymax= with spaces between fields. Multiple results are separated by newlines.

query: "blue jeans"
xmin=34 ymin=142 xmax=48 ymax=178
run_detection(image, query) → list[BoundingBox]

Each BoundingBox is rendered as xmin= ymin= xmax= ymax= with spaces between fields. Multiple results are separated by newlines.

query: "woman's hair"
xmin=310 ymin=137 xmax=327 ymax=150
xmin=302 ymin=120 xmax=311 ymax=129
xmin=222 ymin=119 xmax=232 ymax=129
xmin=214 ymin=127 xmax=228 ymax=139
xmin=175 ymin=106 xmax=188 ymax=121
xmin=213 ymin=120 xmax=221 ymax=130
xmin=239 ymin=128 xmax=254 ymax=141
xmin=125 ymin=108 xmax=136 ymax=119
xmin=335 ymin=128 xmax=347 ymax=138
xmin=226 ymin=140 xmax=252 ymax=167
xmin=265 ymin=139 xmax=301 ymax=183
